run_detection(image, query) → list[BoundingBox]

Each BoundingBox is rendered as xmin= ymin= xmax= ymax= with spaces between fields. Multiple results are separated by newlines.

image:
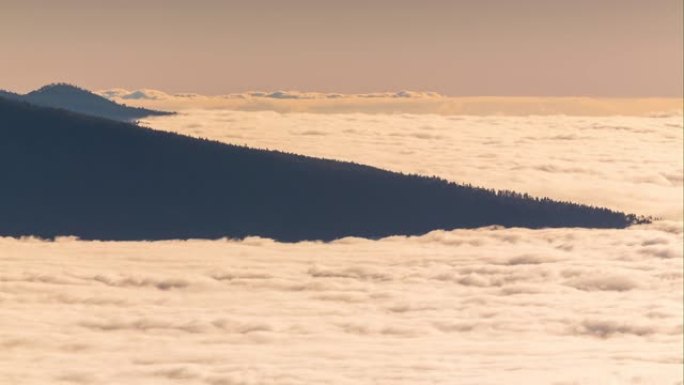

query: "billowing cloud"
xmin=138 ymin=112 xmax=683 ymax=220
xmin=4 ymin=105 xmax=682 ymax=384
xmin=0 ymin=222 xmax=681 ymax=385
xmin=98 ymin=89 xmax=683 ymax=116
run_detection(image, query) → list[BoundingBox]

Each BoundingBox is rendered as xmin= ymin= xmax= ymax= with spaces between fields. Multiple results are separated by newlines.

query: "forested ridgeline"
xmin=0 ymin=97 xmax=644 ymax=241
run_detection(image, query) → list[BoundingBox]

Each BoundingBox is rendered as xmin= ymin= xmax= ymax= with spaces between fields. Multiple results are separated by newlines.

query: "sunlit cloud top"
xmin=99 ymin=88 xmax=683 ymax=116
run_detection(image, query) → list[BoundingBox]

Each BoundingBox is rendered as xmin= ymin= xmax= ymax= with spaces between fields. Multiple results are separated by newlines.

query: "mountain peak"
xmin=8 ymin=83 xmax=174 ymax=122
xmin=27 ymin=83 xmax=119 ymax=104
xmin=28 ymin=83 xmax=99 ymax=97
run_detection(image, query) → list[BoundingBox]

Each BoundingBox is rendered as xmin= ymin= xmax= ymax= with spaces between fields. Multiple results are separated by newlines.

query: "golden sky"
xmin=1 ymin=0 xmax=682 ymax=96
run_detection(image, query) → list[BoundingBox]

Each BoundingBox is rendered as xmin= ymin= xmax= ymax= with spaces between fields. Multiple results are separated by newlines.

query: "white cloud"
xmin=4 ymin=105 xmax=682 ymax=384
xmin=138 ymin=112 xmax=683 ymax=220
xmin=98 ymin=89 xmax=683 ymax=116
xmin=0 ymin=224 xmax=681 ymax=385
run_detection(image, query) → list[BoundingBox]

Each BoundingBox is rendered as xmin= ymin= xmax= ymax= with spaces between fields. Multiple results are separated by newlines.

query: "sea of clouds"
xmin=2 ymin=102 xmax=682 ymax=384
xmin=141 ymin=112 xmax=683 ymax=220
xmin=100 ymin=88 xmax=683 ymax=116
xmin=1 ymin=224 xmax=682 ymax=385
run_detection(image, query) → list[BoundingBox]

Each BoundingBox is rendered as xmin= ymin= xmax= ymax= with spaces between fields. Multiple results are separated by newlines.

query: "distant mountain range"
xmin=0 ymin=83 xmax=173 ymax=121
xmin=0 ymin=96 xmax=644 ymax=241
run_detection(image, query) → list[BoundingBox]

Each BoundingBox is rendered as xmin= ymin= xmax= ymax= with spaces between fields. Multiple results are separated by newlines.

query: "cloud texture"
xmin=140 ymin=112 xmax=683 ymax=220
xmin=99 ymin=89 xmax=683 ymax=116
xmin=0 ymin=223 xmax=681 ymax=385
xmin=3 ymin=110 xmax=681 ymax=384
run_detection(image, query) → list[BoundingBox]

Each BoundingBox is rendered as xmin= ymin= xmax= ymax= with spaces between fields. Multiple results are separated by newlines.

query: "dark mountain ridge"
xmin=0 ymin=96 xmax=645 ymax=242
xmin=0 ymin=83 xmax=173 ymax=122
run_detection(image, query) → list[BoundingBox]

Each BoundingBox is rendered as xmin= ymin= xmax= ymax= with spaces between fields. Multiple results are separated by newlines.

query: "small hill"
xmin=0 ymin=83 xmax=173 ymax=121
xmin=0 ymin=97 xmax=643 ymax=241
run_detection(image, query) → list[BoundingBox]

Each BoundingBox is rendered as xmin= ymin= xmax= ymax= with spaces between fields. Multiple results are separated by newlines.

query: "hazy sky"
xmin=1 ymin=0 xmax=682 ymax=96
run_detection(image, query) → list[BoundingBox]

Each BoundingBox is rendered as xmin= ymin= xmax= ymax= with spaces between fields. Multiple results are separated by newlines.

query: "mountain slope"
xmin=0 ymin=97 xmax=642 ymax=241
xmin=1 ymin=83 xmax=172 ymax=121
xmin=0 ymin=90 xmax=21 ymax=99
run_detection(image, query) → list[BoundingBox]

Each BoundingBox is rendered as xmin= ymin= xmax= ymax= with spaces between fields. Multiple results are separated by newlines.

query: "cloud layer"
xmin=3 ymin=110 xmax=681 ymax=384
xmin=0 ymin=223 xmax=681 ymax=385
xmin=99 ymin=89 xmax=683 ymax=116
xmin=140 ymin=112 xmax=683 ymax=220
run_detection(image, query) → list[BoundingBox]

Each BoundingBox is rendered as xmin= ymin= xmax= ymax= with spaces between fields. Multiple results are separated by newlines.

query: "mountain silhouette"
xmin=0 ymin=96 xmax=644 ymax=242
xmin=0 ymin=89 xmax=21 ymax=100
xmin=0 ymin=83 xmax=172 ymax=122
